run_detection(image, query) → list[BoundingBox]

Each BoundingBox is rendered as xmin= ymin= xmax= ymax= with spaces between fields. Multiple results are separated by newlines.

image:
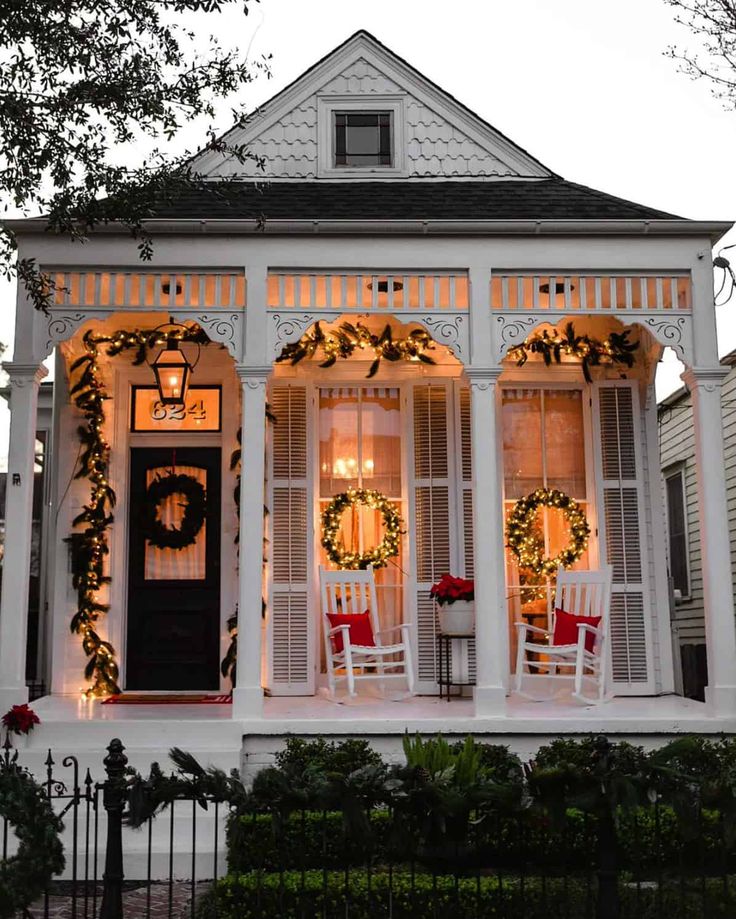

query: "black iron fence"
xmin=3 ymin=738 xmax=736 ymax=918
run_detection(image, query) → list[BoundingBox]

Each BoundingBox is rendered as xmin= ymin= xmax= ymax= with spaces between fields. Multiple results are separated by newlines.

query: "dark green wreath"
xmin=0 ymin=761 xmax=65 ymax=918
xmin=142 ymin=471 xmax=207 ymax=551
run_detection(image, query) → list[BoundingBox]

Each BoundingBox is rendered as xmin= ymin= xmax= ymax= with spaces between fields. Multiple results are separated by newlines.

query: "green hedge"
xmin=227 ymin=807 xmax=730 ymax=876
xmin=198 ymin=870 xmax=736 ymax=919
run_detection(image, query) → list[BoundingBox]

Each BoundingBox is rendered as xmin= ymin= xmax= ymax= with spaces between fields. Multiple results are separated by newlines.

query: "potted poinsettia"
xmin=429 ymin=574 xmax=475 ymax=634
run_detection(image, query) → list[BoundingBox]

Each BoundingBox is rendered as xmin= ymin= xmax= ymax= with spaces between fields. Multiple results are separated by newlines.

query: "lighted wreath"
xmin=506 ymin=487 xmax=590 ymax=576
xmin=321 ymin=488 xmax=403 ymax=570
xmin=0 ymin=763 xmax=65 ymax=918
xmin=142 ymin=471 xmax=207 ymax=551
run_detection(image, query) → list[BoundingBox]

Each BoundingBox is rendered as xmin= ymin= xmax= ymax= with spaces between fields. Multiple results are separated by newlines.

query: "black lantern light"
xmin=149 ymin=325 xmax=200 ymax=406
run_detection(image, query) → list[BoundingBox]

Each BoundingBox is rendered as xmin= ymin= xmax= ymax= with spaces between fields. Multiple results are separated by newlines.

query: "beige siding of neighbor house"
xmin=659 ymin=357 xmax=736 ymax=646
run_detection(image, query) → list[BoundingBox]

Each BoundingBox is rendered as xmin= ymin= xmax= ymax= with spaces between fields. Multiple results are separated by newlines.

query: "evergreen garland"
xmin=508 ymin=322 xmax=639 ymax=383
xmin=276 ymin=321 xmax=436 ymax=378
xmin=0 ymin=757 xmax=65 ymax=918
xmin=68 ymin=324 xmax=209 ymax=696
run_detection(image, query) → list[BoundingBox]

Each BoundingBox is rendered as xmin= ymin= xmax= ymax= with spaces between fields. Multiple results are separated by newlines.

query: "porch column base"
xmin=232 ymin=685 xmax=263 ymax=719
xmin=0 ymin=686 xmax=30 ymax=712
xmin=705 ymin=685 xmax=736 ymax=717
xmin=473 ymin=685 xmax=506 ymax=718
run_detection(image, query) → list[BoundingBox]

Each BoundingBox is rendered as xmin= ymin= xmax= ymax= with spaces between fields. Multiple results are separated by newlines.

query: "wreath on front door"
xmin=142 ymin=471 xmax=207 ymax=551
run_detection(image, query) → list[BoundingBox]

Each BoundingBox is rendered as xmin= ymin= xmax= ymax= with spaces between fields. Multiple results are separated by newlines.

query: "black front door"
xmin=126 ymin=447 xmax=221 ymax=690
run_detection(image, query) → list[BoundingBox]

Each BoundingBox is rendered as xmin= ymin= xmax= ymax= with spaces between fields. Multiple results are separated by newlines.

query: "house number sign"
xmin=131 ymin=386 xmax=222 ymax=432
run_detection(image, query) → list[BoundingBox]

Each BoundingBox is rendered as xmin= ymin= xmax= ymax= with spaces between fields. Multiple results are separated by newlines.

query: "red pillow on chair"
xmin=553 ymin=608 xmax=601 ymax=653
xmin=326 ymin=611 xmax=375 ymax=653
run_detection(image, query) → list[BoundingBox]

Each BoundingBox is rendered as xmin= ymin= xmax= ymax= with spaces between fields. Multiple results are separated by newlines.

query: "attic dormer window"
xmin=334 ymin=111 xmax=392 ymax=167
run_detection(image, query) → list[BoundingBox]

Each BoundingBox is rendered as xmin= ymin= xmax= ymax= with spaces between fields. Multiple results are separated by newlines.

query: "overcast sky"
xmin=1 ymin=0 xmax=735 ymax=464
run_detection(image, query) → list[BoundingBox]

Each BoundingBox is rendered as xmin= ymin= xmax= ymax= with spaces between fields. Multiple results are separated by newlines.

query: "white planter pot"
xmin=438 ymin=600 xmax=475 ymax=635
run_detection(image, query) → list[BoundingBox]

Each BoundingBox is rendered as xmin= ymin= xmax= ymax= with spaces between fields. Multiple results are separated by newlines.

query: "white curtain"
xmin=144 ymin=464 xmax=207 ymax=581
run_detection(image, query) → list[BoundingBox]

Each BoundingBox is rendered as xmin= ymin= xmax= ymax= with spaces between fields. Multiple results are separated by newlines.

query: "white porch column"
xmin=682 ymin=366 xmax=736 ymax=714
xmin=466 ymin=367 xmax=507 ymax=717
xmin=231 ymin=366 xmax=269 ymax=719
xmin=0 ymin=362 xmax=47 ymax=710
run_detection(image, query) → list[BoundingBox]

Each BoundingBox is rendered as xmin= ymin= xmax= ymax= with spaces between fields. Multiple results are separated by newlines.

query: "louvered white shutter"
xmin=267 ymin=384 xmax=313 ymax=695
xmin=593 ymin=382 xmax=654 ymax=693
xmin=411 ymin=384 xmax=452 ymax=692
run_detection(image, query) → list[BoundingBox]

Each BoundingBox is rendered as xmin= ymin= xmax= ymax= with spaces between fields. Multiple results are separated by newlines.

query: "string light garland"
xmin=321 ymin=488 xmax=403 ymax=570
xmin=507 ymin=322 xmax=639 ymax=383
xmin=506 ymin=488 xmax=590 ymax=577
xmin=276 ymin=321 xmax=436 ymax=378
xmin=68 ymin=323 xmax=209 ymax=697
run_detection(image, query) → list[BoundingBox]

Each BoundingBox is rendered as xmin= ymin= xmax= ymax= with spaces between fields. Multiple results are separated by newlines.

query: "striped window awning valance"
xmin=267 ymin=272 xmax=469 ymax=311
xmin=51 ymin=271 xmax=246 ymax=309
xmin=491 ymin=274 xmax=691 ymax=311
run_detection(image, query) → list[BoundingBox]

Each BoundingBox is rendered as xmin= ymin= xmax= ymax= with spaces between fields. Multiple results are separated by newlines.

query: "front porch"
xmin=2 ymin=259 xmax=736 ymax=732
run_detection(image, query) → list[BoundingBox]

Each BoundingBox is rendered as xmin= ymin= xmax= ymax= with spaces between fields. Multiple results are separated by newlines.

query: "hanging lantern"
xmin=151 ymin=336 xmax=193 ymax=406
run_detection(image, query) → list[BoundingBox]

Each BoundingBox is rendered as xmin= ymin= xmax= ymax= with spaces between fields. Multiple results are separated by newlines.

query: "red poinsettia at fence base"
xmin=429 ymin=574 xmax=474 ymax=607
xmin=2 ymin=703 xmax=40 ymax=736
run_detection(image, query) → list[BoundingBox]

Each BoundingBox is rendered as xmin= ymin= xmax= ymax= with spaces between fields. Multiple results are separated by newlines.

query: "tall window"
xmin=318 ymin=387 xmax=403 ymax=644
xmin=664 ymin=468 xmax=689 ymax=597
xmin=502 ymin=389 xmax=590 ymax=662
xmin=334 ymin=112 xmax=392 ymax=167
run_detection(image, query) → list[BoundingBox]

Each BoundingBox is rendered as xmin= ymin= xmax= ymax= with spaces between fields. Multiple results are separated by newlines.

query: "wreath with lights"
xmin=506 ymin=487 xmax=590 ymax=576
xmin=321 ymin=488 xmax=403 ymax=570
xmin=0 ymin=762 xmax=65 ymax=918
xmin=142 ymin=472 xmax=207 ymax=551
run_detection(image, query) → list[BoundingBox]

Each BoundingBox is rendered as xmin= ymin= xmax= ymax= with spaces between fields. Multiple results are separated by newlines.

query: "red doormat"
xmin=102 ymin=693 xmax=232 ymax=705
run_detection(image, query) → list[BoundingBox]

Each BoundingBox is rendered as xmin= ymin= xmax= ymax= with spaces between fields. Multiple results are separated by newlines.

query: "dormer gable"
xmin=193 ymin=31 xmax=553 ymax=181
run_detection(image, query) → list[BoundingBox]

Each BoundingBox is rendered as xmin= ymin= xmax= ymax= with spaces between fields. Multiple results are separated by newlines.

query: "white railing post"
xmin=682 ymin=365 xmax=736 ymax=714
xmin=231 ymin=366 xmax=269 ymax=719
xmin=0 ymin=362 xmax=47 ymax=710
xmin=466 ymin=367 xmax=508 ymax=716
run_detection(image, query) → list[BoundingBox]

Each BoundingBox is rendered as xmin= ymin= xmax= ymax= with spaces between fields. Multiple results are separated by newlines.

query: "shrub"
xmin=198 ymin=870 xmax=736 ymax=919
xmin=273 ymin=736 xmax=382 ymax=777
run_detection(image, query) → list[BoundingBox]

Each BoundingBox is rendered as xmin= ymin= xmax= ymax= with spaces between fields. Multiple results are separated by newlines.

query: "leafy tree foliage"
xmin=0 ymin=0 xmax=269 ymax=310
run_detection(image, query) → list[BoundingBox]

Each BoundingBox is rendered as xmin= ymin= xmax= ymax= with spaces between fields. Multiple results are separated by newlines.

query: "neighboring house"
xmin=1 ymin=31 xmax=735 ymax=779
xmin=658 ymin=351 xmax=736 ymax=703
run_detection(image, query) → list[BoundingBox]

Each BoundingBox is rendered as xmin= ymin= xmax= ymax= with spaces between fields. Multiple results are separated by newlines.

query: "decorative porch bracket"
xmin=492 ymin=310 xmax=694 ymax=366
xmin=37 ymin=307 xmax=245 ymax=361
xmin=267 ymin=310 xmax=470 ymax=365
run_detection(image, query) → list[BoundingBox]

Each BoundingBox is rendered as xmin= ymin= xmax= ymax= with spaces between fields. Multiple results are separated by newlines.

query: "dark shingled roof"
xmin=149 ymin=178 xmax=681 ymax=222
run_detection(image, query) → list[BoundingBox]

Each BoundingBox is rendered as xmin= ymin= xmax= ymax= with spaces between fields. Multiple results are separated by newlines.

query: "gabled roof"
xmin=191 ymin=30 xmax=554 ymax=180
xmin=148 ymin=178 xmax=681 ymax=221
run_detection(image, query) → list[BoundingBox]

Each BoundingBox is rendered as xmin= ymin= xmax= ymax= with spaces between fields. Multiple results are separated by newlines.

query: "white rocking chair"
xmin=513 ymin=565 xmax=613 ymax=704
xmin=319 ymin=565 xmax=415 ymax=698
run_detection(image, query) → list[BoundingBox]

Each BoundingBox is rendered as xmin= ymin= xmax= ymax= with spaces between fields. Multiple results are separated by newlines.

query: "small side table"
xmin=436 ymin=632 xmax=476 ymax=701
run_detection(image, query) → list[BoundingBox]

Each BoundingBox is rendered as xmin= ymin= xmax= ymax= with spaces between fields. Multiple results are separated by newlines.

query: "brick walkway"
xmin=21 ymin=880 xmax=207 ymax=918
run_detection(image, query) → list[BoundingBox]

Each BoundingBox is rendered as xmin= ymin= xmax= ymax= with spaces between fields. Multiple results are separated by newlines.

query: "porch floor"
xmin=255 ymin=688 xmax=730 ymax=736
xmin=24 ymin=689 xmax=733 ymax=738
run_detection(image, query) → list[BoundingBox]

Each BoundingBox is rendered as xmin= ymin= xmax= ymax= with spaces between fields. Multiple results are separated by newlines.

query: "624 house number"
xmin=150 ymin=399 xmax=208 ymax=422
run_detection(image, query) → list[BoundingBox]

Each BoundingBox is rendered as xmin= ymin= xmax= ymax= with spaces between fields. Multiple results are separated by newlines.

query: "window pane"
xmin=502 ymin=389 xmax=543 ymax=497
xmin=544 ymin=390 xmax=586 ymax=498
xmin=666 ymin=471 xmax=689 ymax=595
xmin=334 ymin=111 xmax=392 ymax=167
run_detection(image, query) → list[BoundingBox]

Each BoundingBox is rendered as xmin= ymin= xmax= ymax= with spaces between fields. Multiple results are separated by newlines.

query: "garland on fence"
xmin=0 ymin=757 xmax=65 ymax=919
xmin=321 ymin=488 xmax=403 ymax=570
xmin=142 ymin=471 xmax=207 ymax=551
xmin=507 ymin=322 xmax=639 ymax=383
xmin=506 ymin=488 xmax=590 ymax=577
xmin=276 ymin=321 xmax=436 ymax=378
xmin=69 ymin=324 xmax=209 ymax=697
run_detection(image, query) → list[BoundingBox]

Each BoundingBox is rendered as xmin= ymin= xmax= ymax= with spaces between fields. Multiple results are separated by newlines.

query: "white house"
xmin=2 ymin=31 xmax=735 ymax=772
